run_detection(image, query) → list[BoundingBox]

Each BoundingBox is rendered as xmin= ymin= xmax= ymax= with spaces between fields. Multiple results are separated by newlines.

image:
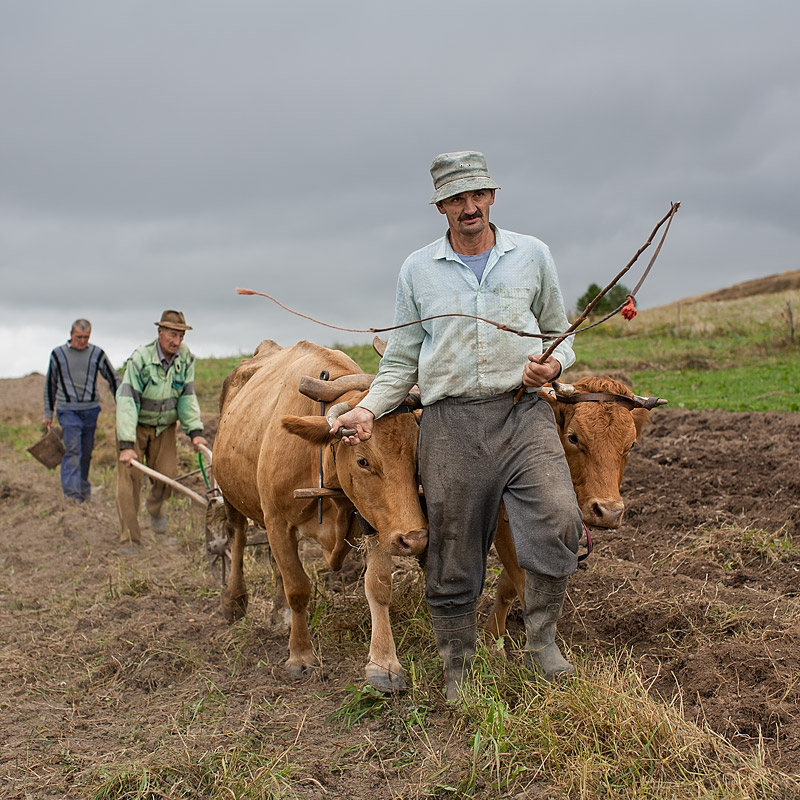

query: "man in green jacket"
xmin=115 ymin=310 xmax=208 ymax=548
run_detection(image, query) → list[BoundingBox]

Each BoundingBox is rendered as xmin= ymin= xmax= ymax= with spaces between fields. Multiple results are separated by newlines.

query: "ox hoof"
xmin=366 ymin=665 xmax=407 ymax=694
xmin=222 ymin=594 xmax=248 ymax=623
xmin=284 ymin=658 xmax=319 ymax=677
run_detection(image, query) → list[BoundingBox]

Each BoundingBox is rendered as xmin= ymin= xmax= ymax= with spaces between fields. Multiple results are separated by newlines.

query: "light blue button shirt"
xmin=359 ymin=225 xmax=575 ymax=419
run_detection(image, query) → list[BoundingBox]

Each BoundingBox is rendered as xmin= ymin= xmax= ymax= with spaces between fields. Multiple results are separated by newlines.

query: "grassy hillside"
xmin=196 ymin=287 xmax=800 ymax=412
xmin=572 ymin=288 xmax=799 ymax=411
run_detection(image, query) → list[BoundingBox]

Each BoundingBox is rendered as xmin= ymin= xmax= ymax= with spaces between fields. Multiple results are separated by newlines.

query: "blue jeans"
xmin=57 ymin=407 xmax=101 ymax=502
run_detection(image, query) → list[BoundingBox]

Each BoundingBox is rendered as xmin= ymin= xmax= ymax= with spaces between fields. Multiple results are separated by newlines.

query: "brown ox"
xmin=212 ymin=340 xmax=427 ymax=692
xmin=486 ymin=375 xmax=662 ymax=638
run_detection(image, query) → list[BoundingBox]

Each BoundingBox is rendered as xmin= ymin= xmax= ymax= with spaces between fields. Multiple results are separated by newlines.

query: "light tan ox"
xmin=212 ymin=340 xmax=427 ymax=692
xmin=486 ymin=375 xmax=665 ymax=638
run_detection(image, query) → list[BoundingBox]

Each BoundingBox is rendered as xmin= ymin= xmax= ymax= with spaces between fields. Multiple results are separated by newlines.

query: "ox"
xmin=486 ymin=375 xmax=665 ymax=639
xmin=212 ymin=340 xmax=427 ymax=692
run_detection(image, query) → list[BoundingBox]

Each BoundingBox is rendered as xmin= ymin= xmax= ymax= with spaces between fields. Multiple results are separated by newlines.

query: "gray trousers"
xmin=419 ymin=391 xmax=582 ymax=609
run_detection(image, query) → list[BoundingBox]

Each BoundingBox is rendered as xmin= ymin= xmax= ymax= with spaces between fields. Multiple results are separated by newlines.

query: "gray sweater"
xmin=43 ymin=343 xmax=121 ymax=418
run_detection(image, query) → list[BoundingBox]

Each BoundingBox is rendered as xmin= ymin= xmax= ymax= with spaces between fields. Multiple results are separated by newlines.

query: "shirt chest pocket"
xmin=493 ymin=287 xmax=534 ymax=328
xmin=145 ymin=366 xmax=182 ymax=396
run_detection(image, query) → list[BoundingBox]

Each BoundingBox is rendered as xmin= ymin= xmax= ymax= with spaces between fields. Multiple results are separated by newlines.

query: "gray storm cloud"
xmin=1 ymin=0 xmax=798 ymax=376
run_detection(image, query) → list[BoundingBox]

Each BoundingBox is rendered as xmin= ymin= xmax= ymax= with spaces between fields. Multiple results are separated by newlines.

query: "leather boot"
xmin=523 ymin=572 xmax=574 ymax=681
xmin=430 ymin=603 xmax=477 ymax=702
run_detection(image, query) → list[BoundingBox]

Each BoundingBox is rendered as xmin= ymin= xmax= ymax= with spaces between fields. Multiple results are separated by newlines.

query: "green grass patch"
xmin=741 ymin=525 xmax=800 ymax=564
xmin=331 ymin=683 xmax=392 ymax=728
xmin=0 ymin=421 xmax=42 ymax=450
xmin=331 ymin=341 xmax=382 ymax=374
xmin=564 ymin=293 xmax=800 ymax=411
xmin=627 ymin=353 xmax=800 ymax=411
xmin=91 ymin=746 xmax=299 ymax=800
xmin=318 ymin=641 xmax=798 ymax=799
xmin=453 ymin=646 xmax=796 ymax=800
xmin=688 ymin=523 xmax=800 ymax=572
xmin=194 ymin=354 xmax=251 ymax=408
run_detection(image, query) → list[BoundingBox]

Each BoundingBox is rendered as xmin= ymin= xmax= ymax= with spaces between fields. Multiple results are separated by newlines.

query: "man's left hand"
xmin=191 ymin=435 xmax=209 ymax=451
xmin=522 ymin=355 xmax=561 ymax=387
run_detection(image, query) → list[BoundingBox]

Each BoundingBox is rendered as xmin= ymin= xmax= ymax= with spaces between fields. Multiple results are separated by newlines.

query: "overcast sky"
xmin=1 ymin=1 xmax=798 ymax=378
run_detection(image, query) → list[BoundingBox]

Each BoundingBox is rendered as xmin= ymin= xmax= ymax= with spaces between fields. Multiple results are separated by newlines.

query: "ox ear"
xmin=281 ymin=415 xmax=335 ymax=445
xmin=631 ymin=407 xmax=650 ymax=440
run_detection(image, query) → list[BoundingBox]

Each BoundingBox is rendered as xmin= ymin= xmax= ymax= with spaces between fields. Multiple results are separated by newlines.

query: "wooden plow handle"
xmin=128 ymin=459 xmax=208 ymax=507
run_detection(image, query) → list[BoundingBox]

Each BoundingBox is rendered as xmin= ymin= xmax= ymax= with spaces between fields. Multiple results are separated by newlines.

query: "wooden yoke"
xmin=293 ymin=360 xmax=422 ymax=502
xmin=299 ymin=372 xmax=422 ymax=410
xmin=298 ymin=373 xmax=375 ymax=402
xmin=544 ymin=381 xmax=669 ymax=411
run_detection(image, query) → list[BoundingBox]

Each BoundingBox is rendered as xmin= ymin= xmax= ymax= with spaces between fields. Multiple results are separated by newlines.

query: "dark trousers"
xmin=57 ymin=407 xmax=100 ymax=502
xmin=419 ymin=392 xmax=582 ymax=609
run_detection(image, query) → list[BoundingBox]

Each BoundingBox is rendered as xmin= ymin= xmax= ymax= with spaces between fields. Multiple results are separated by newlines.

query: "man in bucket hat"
xmin=115 ymin=310 xmax=208 ymax=550
xmin=332 ymin=151 xmax=582 ymax=700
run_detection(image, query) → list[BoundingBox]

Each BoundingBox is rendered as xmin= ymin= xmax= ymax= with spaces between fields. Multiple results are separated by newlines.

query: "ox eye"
xmin=356 ymin=457 xmax=370 ymax=469
xmin=567 ymin=433 xmax=579 ymax=445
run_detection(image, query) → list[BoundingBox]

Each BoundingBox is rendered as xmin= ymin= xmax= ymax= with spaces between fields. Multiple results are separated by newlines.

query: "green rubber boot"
xmin=523 ymin=572 xmax=574 ymax=681
xmin=430 ymin=603 xmax=477 ymax=702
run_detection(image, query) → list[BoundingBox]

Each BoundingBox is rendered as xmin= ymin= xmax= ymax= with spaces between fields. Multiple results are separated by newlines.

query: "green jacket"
xmin=116 ymin=340 xmax=203 ymax=449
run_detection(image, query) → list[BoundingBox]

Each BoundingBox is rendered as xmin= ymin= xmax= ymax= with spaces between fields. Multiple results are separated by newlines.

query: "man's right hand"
xmin=329 ymin=407 xmax=375 ymax=446
xmin=119 ymin=449 xmax=139 ymax=465
xmin=42 ymin=418 xmax=51 ymax=432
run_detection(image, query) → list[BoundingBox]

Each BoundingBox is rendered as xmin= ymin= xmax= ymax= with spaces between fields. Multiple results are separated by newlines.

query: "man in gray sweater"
xmin=43 ymin=319 xmax=121 ymax=503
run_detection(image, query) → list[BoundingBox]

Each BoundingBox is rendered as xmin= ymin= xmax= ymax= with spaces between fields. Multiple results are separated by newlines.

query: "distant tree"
xmin=575 ymin=283 xmax=632 ymax=316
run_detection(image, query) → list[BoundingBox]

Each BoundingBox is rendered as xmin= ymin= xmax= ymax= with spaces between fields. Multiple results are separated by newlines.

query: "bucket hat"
xmin=429 ymin=150 xmax=500 ymax=204
xmin=154 ymin=310 xmax=193 ymax=331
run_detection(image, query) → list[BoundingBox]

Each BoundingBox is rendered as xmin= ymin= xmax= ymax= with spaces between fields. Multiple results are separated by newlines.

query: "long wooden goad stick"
xmin=235 ymin=288 xmax=551 ymax=339
xmin=512 ymin=201 xmax=680 ymax=402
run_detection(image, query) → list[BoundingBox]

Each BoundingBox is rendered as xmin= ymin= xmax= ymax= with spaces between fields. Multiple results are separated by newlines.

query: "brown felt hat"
xmin=154 ymin=310 xmax=193 ymax=331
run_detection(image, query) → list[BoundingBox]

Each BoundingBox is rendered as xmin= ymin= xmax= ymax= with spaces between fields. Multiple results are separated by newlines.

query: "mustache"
xmin=459 ymin=210 xmax=483 ymax=222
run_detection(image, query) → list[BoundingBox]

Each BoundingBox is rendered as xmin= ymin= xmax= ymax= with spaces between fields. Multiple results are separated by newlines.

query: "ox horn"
xmin=299 ymin=373 xmax=375 ymax=402
xmin=632 ymin=394 xmax=669 ymax=410
xmin=326 ymin=401 xmax=358 ymax=439
xmin=552 ymin=381 xmax=576 ymax=397
xmin=372 ymin=335 xmax=387 ymax=357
